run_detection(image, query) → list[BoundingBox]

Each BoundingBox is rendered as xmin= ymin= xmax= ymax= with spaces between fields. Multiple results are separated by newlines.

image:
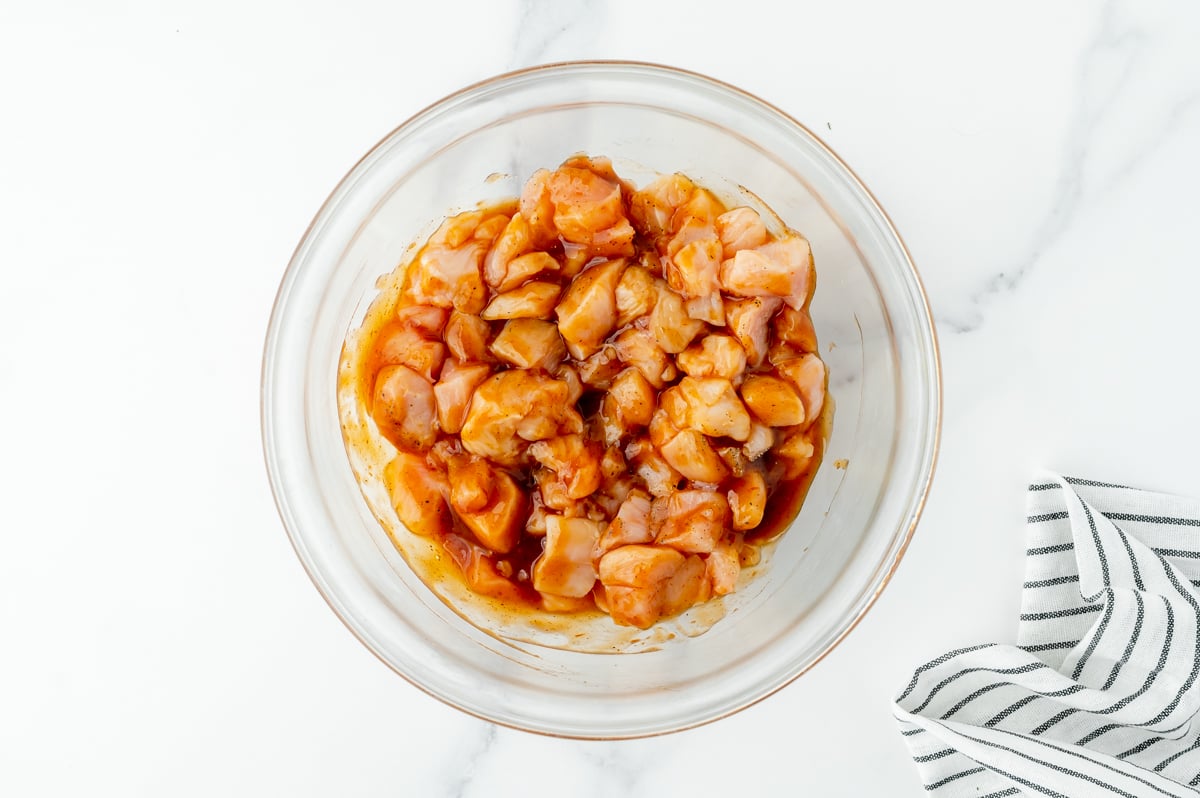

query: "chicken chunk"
xmin=728 ymin=470 xmax=767 ymax=530
xmin=372 ymin=322 xmax=446 ymax=382
xmin=629 ymin=173 xmax=696 ymax=241
xmin=685 ymin=293 xmax=725 ymax=326
xmin=666 ymin=236 xmax=722 ymax=299
xmin=615 ymin=264 xmax=657 ymax=326
xmin=740 ymin=375 xmax=806 ymax=427
xmin=460 ymin=371 xmax=581 ymax=466
xmin=384 ymin=451 xmax=450 ymax=538
xmin=649 ymin=285 xmax=704 ymax=354
xmin=532 ymin=515 xmax=604 ymax=598
xmin=483 ymin=212 xmax=532 ymax=290
xmin=724 ymin=296 xmax=782 ymax=367
xmin=546 ymin=166 xmax=636 ymax=257
xmin=447 ymin=454 xmax=493 ymax=514
xmin=599 ymin=489 xmax=654 ymax=552
xmin=706 ymin=539 xmax=741 ymax=596
xmin=402 ymin=215 xmax=490 ymax=313
xmin=612 ymin=327 xmax=676 ymax=388
xmin=719 ymin=235 xmax=813 ymax=310
xmin=599 ymin=367 xmax=656 ymax=445
xmin=716 ymin=206 xmax=770 ymax=258
xmin=528 ymin=434 xmax=603 ymax=501
xmin=776 ymin=429 xmax=817 ymax=480
xmin=442 ymin=534 xmax=524 ymax=603
xmin=774 ymin=306 xmax=818 ymax=353
xmin=775 ymin=353 xmax=827 ymax=427
xmin=394 ymin=304 xmax=449 ymax=338
xmin=452 ymin=464 xmax=527 ymax=554
xmin=653 ymin=490 xmax=730 ymax=554
xmin=661 ymin=554 xmax=711 ymax=618
xmin=659 ymin=428 xmax=729 ymax=484
xmin=443 ymin=310 xmax=492 ymax=363
xmin=489 ymin=318 xmax=567 ymax=371
xmin=577 ymin=344 xmax=623 ymax=390
xmin=743 ymin=421 xmax=776 ymax=461
xmin=598 ymin=544 xmax=686 ymax=628
xmin=661 ymin=377 xmax=752 ymax=442
xmin=555 ymin=258 xmax=626 ymax=359
xmin=433 ymin=360 xmax=491 ymax=434
xmin=373 ymin=364 xmax=438 ymax=450
xmin=480 ymin=281 xmax=562 ymax=320
xmin=677 ymin=334 xmax=747 ymax=381
xmin=518 ymin=168 xmax=558 ymax=248
xmin=625 ymin=437 xmax=684 ymax=498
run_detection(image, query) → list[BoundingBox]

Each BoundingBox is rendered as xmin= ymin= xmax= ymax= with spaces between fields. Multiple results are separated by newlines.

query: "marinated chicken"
xmin=346 ymin=155 xmax=828 ymax=630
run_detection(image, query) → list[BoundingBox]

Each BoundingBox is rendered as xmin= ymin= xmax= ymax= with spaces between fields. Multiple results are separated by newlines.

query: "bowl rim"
xmin=261 ymin=58 xmax=943 ymax=740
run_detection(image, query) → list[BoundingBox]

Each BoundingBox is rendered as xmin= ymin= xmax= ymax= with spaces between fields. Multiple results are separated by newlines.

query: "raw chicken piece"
xmin=442 ymin=534 xmax=524 ymax=603
xmin=598 ymin=544 xmax=685 ymax=628
xmin=649 ymin=285 xmax=704 ymax=354
xmin=532 ymin=515 xmax=604 ymax=598
xmin=774 ymin=305 xmax=818 ymax=353
xmin=716 ymin=445 xmax=749 ymax=478
xmin=402 ymin=213 xmax=490 ymax=313
xmin=718 ymin=235 xmax=813 ymax=310
xmin=460 ymin=371 xmax=581 ymax=466
xmin=625 ymin=437 xmax=684 ymax=498
xmin=546 ymin=166 xmax=636 ymax=257
xmin=615 ymin=264 xmax=657 ymax=326
xmin=554 ymin=363 xmax=584 ymax=404
xmin=394 ymin=304 xmax=449 ymax=338
xmin=653 ymin=490 xmax=730 ymax=554
xmin=660 ymin=554 xmax=710 ymax=617
xmin=384 ymin=451 xmax=449 ymax=538
xmin=432 ymin=360 xmax=491 ymax=434
xmin=727 ymin=470 xmax=767 ymax=530
xmin=483 ymin=212 xmax=532 ymax=289
xmin=775 ymin=429 xmax=817 ymax=480
xmin=715 ymin=207 xmax=769 ymax=258
xmin=443 ymin=310 xmax=492 ymax=363
xmin=724 ymin=296 xmax=782 ymax=367
xmin=480 ymin=281 xmax=561 ymax=320
xmin=372 ymin=322 xmax=446 ymax=382
xmin=599 ymin=367 xmax=656 ymax=445
xmin=658 ymin=428 xmax=729 ymax=484
xmin=665 ymin=237 xmax=722 ymax=299
xmin=676 ymin=334 xmax=747 ymax=381
xmin=775 ymin=353 xmax=827 ymax=427
xmin=612 ymin=327 xmax=676 ymax=388
xmin=577 ymin=344 xmax=623 ymax=389
xmin=684 ymin=293 xmax=724 ymax=326
xmin=600 ymin=446 xmax=628 ymax=482
xmin=628 ymin=173 xmax=695 ymax=241
xmin=661 ymin=376 xmax=752 ymax=441
xmin=599 ymin=489 xmax=654 ymax=552
xmin=451 ymin=462 xmax=527 ymax=554
xmin=706 ymin=539 xmax=741 ymax=596
xmin=743 ymin=421 xmax=776 ymax=461
xmin=447 ymin=454 xmax=493 ymax=514
xmin=555 ymin=258 xmax=626 ymax=359
xmin=528 ymin=434 xmax=603 ymax=501
xmin=739 ymin=375 xmax=805 ymax=427
xmin=519 ymin=169 xmax=558 ymax=248
xmin=373 ymin=364 xmax=438 ymax=450
xmin=489 ymin=318 xmax=567 ymax=371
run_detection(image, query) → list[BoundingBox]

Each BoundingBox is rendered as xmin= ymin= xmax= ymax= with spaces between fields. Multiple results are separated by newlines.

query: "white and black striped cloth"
xmin=895 ymin=474 xmax=1200 ymax=796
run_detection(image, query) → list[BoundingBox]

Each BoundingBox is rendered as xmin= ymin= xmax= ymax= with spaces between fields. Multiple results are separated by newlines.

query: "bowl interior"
xmin=263 ymin=63 xmax=939 ymax=738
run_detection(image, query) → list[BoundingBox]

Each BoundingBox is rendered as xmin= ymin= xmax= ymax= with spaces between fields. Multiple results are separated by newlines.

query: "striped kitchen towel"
xmin=894 ymin=474 xmax=1200 ymax=797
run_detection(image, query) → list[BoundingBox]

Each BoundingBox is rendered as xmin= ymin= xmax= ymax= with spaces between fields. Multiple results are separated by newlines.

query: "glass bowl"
xmin=261 ymin=61 xmax=941 ymax=739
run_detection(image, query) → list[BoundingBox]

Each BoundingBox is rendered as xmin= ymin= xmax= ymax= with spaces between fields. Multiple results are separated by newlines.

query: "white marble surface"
xmin=4 ymin=0 xmax=1200 ymax=794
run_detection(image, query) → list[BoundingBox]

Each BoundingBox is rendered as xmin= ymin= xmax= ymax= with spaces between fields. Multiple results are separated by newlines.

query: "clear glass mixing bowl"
xmin=261 ymin=61 xmax=941 ymax=738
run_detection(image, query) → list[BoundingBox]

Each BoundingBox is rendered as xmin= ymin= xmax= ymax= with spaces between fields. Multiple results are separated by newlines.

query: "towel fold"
xmin=895 ymin=474 xmax=1200 ymax=796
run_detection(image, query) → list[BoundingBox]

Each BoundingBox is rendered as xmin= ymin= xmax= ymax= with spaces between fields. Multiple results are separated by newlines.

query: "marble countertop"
xmin=4 ymin=1 xmax=1200 ymax=794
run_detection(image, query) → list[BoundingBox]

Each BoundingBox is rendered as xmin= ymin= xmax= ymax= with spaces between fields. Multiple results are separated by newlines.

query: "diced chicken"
xmin=519 ymin=168 xmax=558 ymax=248
xmin=666 ymin=237 xmax=722 ymax=299
xmin=442 ymin=534 xmax=524 ymax=603
xmin=433 ymin=360 xmax=491 ymax=435
xmin=540 ymin=593 xmax=596 ymax=613
xmin=599 ymin=367 xmax=656 ymax=445
xmin=774 ymin=306 xmax=818 ymax=353
xmin=653 ymin=490 xmax=730 ymax=554
xmin=480 ymin=281 xmax=561 ymax=320
xmin=706 ymin=539 xmax=741 ymax=596
xmin=739 ymin=539 xmax=762 ymax=567
xmin=659 ymin=428 xmax=729 ymax=484
xmin=483 ymin=212 xmax=532 ymax=289
xmin=528 ymin=434 xmax=603 ymax=501
xmin=525 ymin=491 xmax=551 ymax=537
xmin=555 ymin=258 xmax=625 ymax=359
xmin=649 ymin=285 xmax=704 ymax=354
xmin=724 ymin=296 xmax=782 ymax=367
xmin=447 ymin=454 xmax=493 ymax=514
xmin=661 ymin=377 xmax=752 ymax=441
xmin=615 ymin=264 xmax=657 ymax=326
xmin=661 ymin=554 xmax=710 ymax=617
xmin=443 ymin=310 xmax=493 ymax=363
xmin=489 ymin=318 xmax=567 ymax=371
xmin=600 ymin=446 xmax=628 ymax=482
xmin=677 ymin=334 xmax=747 ymax=381
xmin=577 ymin=344 xmax=623 ymax=389
xmin=685 ymin=293 xmax=725 ymax=326
xmin=775 ymin=353 xmax=828 ymax=427
xmin=394 ymin=304 xmax=449 ymax=338
xmin=629 ymin=173 xmax=696 ymax=241
xmin=598 ymin=544 xmax=686 ymax=628
xmin=599 ymin=489 xmax=654 ymax=552
xmin=676 ymin=187 xmax=726 ymax=226
xmin=715 ymin=207 xmax=769 ymax=258
xmin=718 ymin=235 xmax=813 ymax=310
xmin=372 ymin=322 xmax=446 ymax=382
xmin=727 ymin=470 xmax=768 ymax=530
xmin=554 ymin=363 xmax=584 ymax=404
xmin=776 ymin=429 xmax=817 ymax=480
xmin=740 ymin=375 xmax=806 ymax=427
xmin=460 ymin=371 xmax=581 ymax=466
xmin=625 ymin=438 xmax=684 ymax=498
xmin=532 ymin=515 xmax=604 ymax=597
xmin=612 ymin=327 xmax=676 ymax=389
xmin=384 ymin=451 xmax=450 ymax=538
xmin=716 ymin=445 xmax=749 ymax=478
xmin=546 ymin=166 xmax=635 ymax=257
xmin=743 ymin=421 xmax=776 ymax=461
xmin=373 ymin=364 xmax=438 ymax=450
xmin=402 ymin=215 xmax=490 ymax=313
xmin=451 ymin=463 xmax=527 ymax=554
xmin=473 ymin=212 xmax=512 ymax=243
